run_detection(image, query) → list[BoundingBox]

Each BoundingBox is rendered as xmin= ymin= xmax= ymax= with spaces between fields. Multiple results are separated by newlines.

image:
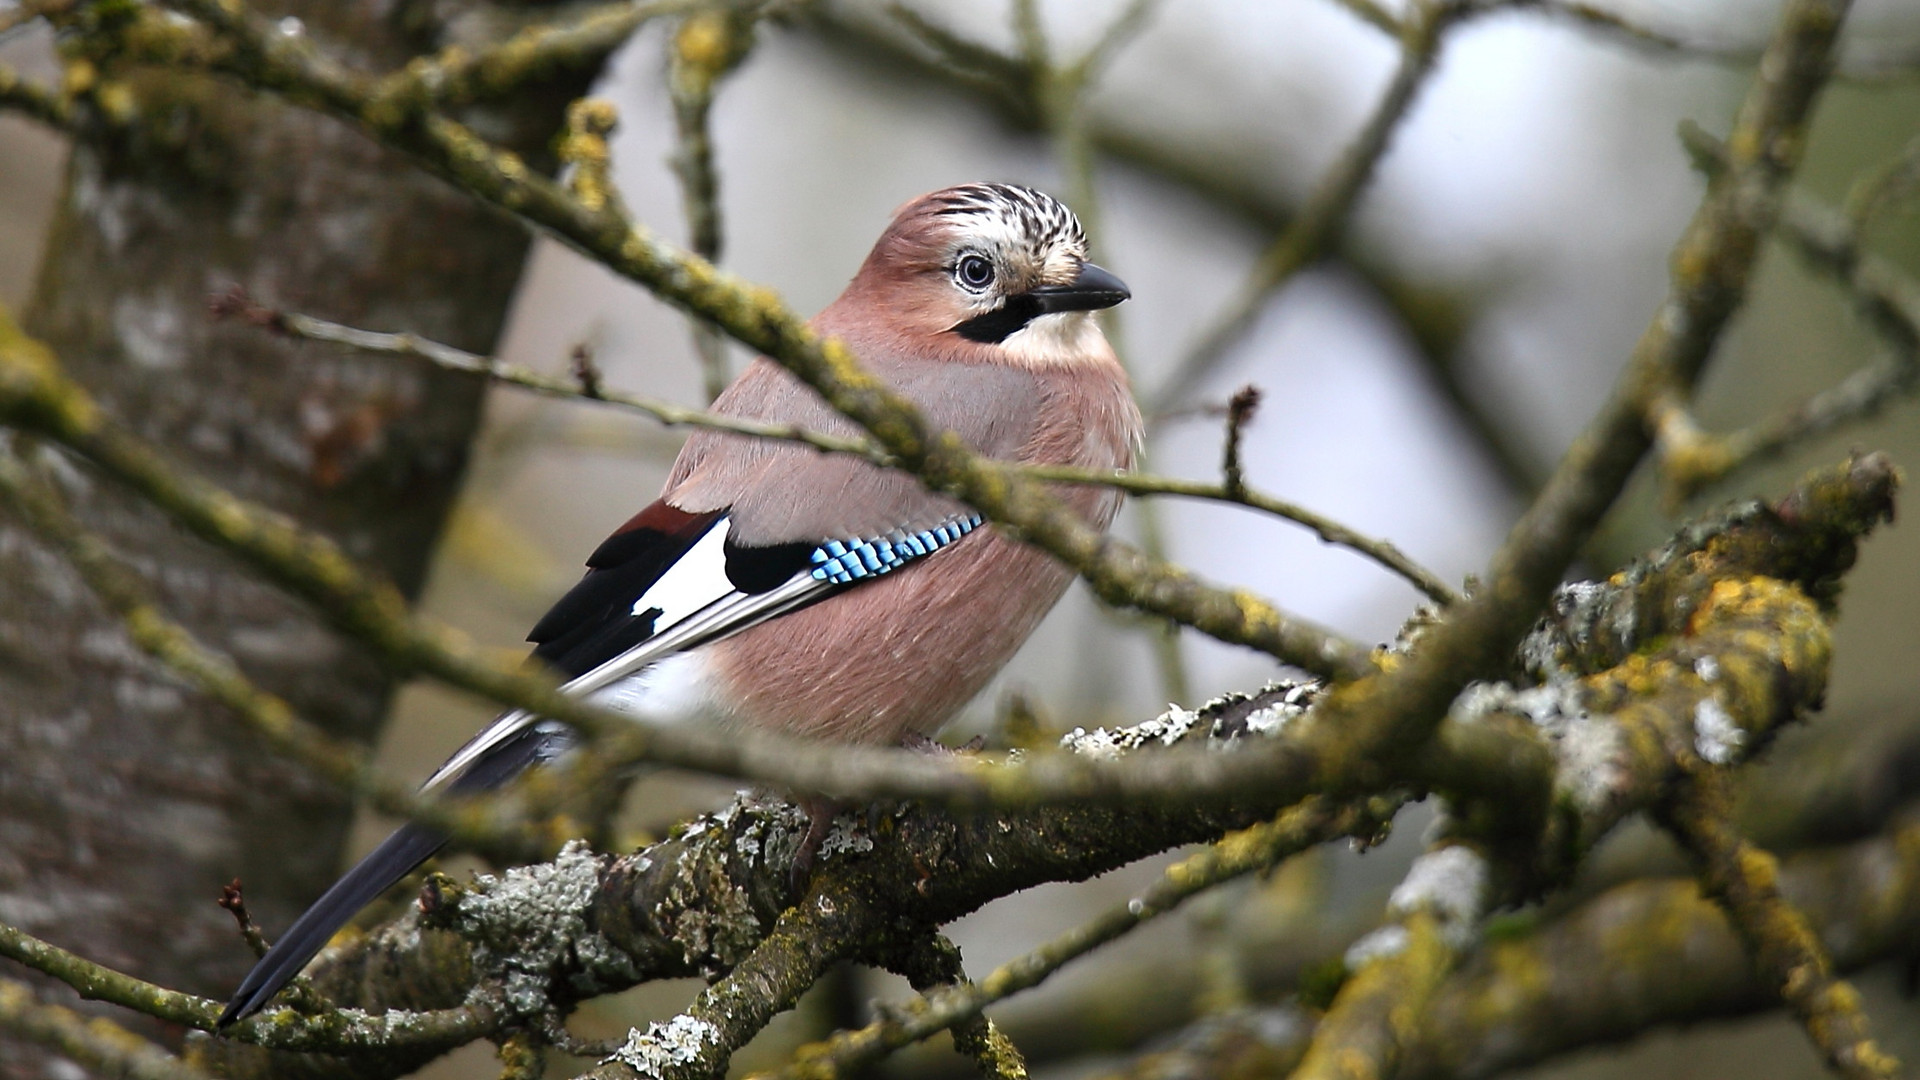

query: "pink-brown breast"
xmin=704 ymin=356 xmax=1140 ymax=744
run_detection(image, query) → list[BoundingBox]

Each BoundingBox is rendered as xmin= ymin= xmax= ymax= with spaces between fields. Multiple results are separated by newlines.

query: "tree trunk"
xmin=0 ymin=3 xmax=593 ymax=1071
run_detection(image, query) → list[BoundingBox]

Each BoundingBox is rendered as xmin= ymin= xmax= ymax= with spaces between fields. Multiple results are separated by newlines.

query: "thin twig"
xmin=246 ymin=291 xmax=1451 ymax=602
xmin=760 ymin=796 xmax=1395 ymax=1080
xmin=668 ymin=5 xmax=759 ymax=400
xmin=1842 ymin=132 xmax=1920 ymax=230
xmin=1028 ymin=463 xmax=1459 ymax=606
xmin=216 ymin=879 xmax=271 ymax=960
xmin=208 ymin=286 xmax=886 ymax=461
xmin=0 ymin=918 xmax=500 ymax=1051
xmin=1220 ymin=384 xmax=1259 ymax=500
xmin=1652 ymin=127 xmax=1920 ymax=502
xmin=215 ymin=287 xmax=1450 ymax=612
xmin=0 ymin=978 xmax=210 ymax=1080
xmin=370 ymin=0 xmax=699 ymax=110
xmin=1149 ymin=0 xmax=1459 ymax=415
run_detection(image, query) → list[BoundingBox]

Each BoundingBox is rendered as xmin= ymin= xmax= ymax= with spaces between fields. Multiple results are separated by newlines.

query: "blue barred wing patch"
xmin=810 ymin=513 xmax=985 ymax=584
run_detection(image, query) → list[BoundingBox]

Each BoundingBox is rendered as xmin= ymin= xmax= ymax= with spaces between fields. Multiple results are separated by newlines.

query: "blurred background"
xmin=5 ymin=0 xmax=1920 ymax=1076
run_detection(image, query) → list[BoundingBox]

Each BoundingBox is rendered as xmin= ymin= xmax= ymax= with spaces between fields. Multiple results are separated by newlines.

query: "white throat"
xmin=997 ymin=310 xmax=1106 ymax=366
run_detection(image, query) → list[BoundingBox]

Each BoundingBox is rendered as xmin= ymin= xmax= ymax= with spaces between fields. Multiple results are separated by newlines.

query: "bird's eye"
xmin=955 ymin=254 xmax=995 ymax=291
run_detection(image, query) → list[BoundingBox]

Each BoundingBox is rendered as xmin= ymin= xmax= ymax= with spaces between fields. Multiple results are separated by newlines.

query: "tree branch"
xmin=0 ymin=977 xmax=209 ymax=1080
xmin=1654 ymin=126 xmax=1920 ymax=502
xmin=1658 ymin=770 xmax=1900 ymax=1080
xmin=1150 ymin=0 xmax=1460 ymax=414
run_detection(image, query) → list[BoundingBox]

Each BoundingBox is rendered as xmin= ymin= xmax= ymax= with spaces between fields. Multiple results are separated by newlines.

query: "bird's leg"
xmin=788 ymin=733 xmax=986 ymax=894
xmin=790 ymin=795 xmax=841 ymax=896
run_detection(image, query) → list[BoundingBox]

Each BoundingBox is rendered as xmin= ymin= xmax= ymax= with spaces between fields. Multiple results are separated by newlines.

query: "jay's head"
xmin=839 ymin=182 xmax=1130 ymax=363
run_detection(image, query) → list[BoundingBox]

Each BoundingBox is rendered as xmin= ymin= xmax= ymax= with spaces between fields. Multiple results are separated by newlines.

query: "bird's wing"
xmin=422 ymin=498 xmax=986 ymax=791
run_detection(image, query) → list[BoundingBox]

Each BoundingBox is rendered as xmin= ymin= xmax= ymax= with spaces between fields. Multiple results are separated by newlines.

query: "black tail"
xmin=217 ymin=721 xmax=571 ymax=1027
xmin=216 ymin=822 xmax=447 ymax=1027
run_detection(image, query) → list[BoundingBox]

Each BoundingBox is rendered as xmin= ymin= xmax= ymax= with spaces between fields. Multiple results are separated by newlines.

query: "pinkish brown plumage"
xmin=664 ymin=183 xmax=1140 ymax=743
xmin=219 ymin=182 xmax=1140 ymax=1026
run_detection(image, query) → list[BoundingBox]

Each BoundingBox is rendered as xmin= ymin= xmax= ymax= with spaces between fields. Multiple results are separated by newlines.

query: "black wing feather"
xmin=528 ymin=512 xmax=722 ymax=677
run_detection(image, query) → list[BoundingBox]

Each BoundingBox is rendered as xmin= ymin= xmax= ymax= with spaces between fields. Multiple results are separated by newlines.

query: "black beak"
xmin=1028 ymin=261 xmax=1130 ymax=314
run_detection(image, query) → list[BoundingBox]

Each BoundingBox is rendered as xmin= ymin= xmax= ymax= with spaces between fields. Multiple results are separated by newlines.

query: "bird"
xmin=217 ymin=181 xmax=1142 ymax=1027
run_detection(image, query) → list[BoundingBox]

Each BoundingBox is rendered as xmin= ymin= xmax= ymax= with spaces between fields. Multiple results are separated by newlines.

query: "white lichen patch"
xmin=1451 ymin=679 xmax=1627 ymax=818
xmin=1693 ymin=695 xmax=1745 ymax=765
xmin=1389 ymin=846 xmax=1489 ymax=949
xmin=1694 ymin=655 xmax=1721 ymax=682
xmin=1343 ymin=925 xmax=1410 ymax=969
xmin=1060 ymin=703 xmax=1201 ymax=759
xmin=650 ymin=795 xmax=799 ymax=971
xmin=819 ymin=815 xmax=874 ymax=859
xmin=453 ymin=840 xmax=635 ymax=1012
xmin=608 ymin=1014 xmax=720 ymax=1078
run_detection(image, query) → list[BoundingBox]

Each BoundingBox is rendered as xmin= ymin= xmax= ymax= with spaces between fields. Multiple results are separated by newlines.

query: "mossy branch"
xmin=1106 ymin=812 xmax=1920 ymax=1080
xmin=1658 ymin=770 xmax=1900 ymax=1080
xmin=372 ymin=0 xmax=698 ymax=111
xmin=0 ymin=977 xmax=209 ymax=1080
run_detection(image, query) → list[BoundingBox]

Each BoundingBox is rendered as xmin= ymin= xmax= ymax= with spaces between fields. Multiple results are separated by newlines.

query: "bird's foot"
xmin=900 ymin=731 xmax=985 ymax=755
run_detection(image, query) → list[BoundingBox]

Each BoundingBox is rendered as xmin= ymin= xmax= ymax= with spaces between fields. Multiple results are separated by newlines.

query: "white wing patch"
xmin=421 ymin=517 xmax=830 ymax=791
xmin=631 ymin=517 xmax=732 ymax=627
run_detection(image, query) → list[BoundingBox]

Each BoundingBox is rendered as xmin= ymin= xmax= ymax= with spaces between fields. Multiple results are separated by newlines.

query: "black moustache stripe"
xmin=951 ymin=294 xmax=1043 ymax=344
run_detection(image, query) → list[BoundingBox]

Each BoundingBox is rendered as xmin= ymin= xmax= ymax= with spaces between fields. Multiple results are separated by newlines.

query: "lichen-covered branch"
xmin=1286 ymin=0 xmax=1854 ymax=817
xmin=1290 ymin=844 xmax=1487 ymax=1080
xmin=0 ymin=917 xmax=500 ymax=1057
xmin=1432 ymin=453 xmax=1896 ymax=891
xmin=194 ymin=693 xmax=1341 ymax=1080
xmin=369 ymin=0 xmax=697 ymax=111
xmin=0 ymin=977 xmax=209 ymax=1080
xmin=1658 ymin=770 xmax=1899 ymax=1080
xmin=1101 ymin=810 xmax=1920 ymax=1080
xmin=762 ymin=795 xmax=1397 ymax=1080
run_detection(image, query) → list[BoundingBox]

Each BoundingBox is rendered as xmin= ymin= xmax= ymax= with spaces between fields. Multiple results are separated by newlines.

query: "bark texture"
xmin=0 ymin=3 xmax=591 ymax=1073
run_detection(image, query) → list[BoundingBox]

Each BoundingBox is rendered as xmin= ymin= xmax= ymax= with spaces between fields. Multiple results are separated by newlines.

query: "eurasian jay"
xmin=218 ymin=182 xmax=1141 ymax=1025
